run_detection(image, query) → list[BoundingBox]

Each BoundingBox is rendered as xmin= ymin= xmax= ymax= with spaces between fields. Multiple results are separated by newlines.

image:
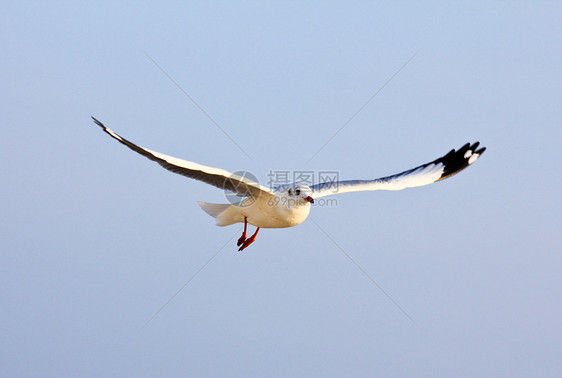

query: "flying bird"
xmin=91 ymin=117 xmax=486 ymax=251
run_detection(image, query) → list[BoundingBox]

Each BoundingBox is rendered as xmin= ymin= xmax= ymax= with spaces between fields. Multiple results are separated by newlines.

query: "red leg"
xmin=237 ymin=217 xmax=248 ymax=247
xmin=238 ymin=227 xmax=260 ymax=251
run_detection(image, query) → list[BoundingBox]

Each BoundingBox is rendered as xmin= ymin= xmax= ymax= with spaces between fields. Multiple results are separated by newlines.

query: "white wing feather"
xmin=310 ymin=142 xmax=486 ymax=199
xmin=91 ymin=117 xmax=273 ymax=198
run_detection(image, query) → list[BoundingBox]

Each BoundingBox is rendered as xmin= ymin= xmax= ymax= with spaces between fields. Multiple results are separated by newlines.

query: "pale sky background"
xmin=2 ymin=1 xmax=561 ymax=377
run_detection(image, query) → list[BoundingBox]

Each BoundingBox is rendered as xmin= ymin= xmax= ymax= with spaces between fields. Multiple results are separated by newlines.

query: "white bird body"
xmin=199 ymin=194 xmax=312 ymax=228
xmin=91 ymin=117 xmax=486 ymax=250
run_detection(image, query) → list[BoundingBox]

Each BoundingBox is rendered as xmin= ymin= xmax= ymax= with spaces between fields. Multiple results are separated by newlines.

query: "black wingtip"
xmin=435 ymin=141 xmax=486 ymax=181
xmin=91 ymin=116 xmax=104 ymax=128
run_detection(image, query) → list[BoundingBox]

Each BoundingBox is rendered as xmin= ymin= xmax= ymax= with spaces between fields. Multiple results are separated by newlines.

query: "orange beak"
xmin=305 ymin=196 xmax=314 ymax=204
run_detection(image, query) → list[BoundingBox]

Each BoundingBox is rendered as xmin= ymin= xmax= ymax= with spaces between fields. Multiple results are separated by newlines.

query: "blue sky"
xmin=2 ymin=1 xmax=561 ymax=376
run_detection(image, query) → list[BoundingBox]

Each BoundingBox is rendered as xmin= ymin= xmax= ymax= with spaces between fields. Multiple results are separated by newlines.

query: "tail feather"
xmin=197 ymin=201 xmax=231 ymax=218
xmin=197 ymin=201 xmax=241 ymax=226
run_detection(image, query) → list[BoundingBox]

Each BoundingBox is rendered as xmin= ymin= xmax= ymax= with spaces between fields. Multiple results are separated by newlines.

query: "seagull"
xmin=91 ymin=117 xmax=486 ymax=251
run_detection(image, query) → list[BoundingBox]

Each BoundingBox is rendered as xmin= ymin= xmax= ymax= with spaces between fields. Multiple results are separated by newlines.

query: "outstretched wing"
xmin=91 ymin=117 xmax=273 ymax=198
xmin=310 ymin=142 xmax=486 ymax=198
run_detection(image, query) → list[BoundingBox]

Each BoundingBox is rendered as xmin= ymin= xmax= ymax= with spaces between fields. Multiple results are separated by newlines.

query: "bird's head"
xmin=287 ymin=184 xmax=314 ymax=205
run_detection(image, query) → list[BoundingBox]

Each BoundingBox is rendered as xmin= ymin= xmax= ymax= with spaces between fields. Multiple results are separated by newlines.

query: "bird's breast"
xmin=241 ymin=196 xmax=311 ymax=228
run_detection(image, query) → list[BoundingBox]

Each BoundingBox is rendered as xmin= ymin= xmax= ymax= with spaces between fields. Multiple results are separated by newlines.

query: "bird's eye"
xmin=288 ymin=189 xmax=292 ymax=195
xmin=296 ymin=189 xmax=301 ymax=195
